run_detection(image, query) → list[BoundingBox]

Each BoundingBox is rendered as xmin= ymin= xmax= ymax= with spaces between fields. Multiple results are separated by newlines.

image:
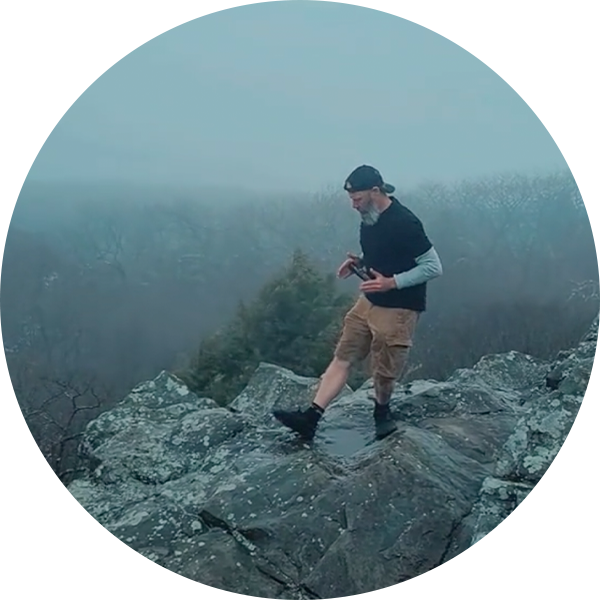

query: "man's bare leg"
xmin=312 ymin=357 xmax=352 ymax=410
xmin=372 ymin=375 xmax=398 ymax=439
xmin=374 ymin=375 xmax=395 ymax=406
xmin=372 ymin=346 xmax=410 ymax=439
xmin=273 ymin=295 xmax=368 ymax=440
xmin=272 ymin=356 xmax=351 ymax=440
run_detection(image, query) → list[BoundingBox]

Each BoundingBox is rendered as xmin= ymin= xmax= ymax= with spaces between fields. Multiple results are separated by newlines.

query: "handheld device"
xmin=349 ymin=262 xmax=375 ymax=281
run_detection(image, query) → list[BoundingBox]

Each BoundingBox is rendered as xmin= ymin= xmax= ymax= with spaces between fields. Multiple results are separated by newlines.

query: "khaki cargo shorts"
xmin=334 ymin=295 xmax=419 ymax=381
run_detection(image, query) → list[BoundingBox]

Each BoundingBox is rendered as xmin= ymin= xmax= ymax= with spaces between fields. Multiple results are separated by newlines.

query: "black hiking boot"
xmin=374 ymin=402 xmax=398 ymax=439
xmin=273 ymin=405 xmax=322 ymax=441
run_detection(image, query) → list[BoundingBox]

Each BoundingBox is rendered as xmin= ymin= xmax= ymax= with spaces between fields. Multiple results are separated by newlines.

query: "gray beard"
xmin=360 ymin=204 xmax=381 ymax=226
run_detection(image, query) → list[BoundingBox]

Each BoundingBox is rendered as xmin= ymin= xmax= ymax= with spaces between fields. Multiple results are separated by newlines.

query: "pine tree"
xmin=179 ymin=249 xmax=355 ymax=405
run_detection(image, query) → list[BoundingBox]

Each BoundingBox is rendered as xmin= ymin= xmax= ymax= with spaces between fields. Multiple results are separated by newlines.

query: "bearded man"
xmin=274 ymin=165 xmax=443 ymax=440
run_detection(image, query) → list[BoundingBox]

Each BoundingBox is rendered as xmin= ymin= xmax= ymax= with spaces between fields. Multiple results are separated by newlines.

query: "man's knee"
xmin=329 ymin=355 xmax=352 ymax=372
xmin=372 ymin=344 xmax=411 ymax=382
xmin=372 ymin=343 xmax=410 ymax=401
xmin=373 ymin=374 xmax=395 ymax=399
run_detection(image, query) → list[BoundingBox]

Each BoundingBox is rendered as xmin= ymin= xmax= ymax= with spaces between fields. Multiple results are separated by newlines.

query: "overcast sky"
xmin=27 ymin=1 xmax=568 ymax=194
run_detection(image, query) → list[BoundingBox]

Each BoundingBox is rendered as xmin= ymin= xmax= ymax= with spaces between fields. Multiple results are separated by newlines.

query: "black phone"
xmin=349 ymin=263 xmax=375 ymax=281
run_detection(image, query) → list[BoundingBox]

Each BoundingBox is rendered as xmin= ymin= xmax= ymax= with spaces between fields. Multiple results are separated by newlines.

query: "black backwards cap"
xmin=343 ymin=165 xmax=395 ymax=194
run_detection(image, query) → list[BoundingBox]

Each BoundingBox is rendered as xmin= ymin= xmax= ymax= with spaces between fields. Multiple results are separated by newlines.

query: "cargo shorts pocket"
xmin=388 ymin=308 xmax=419 ymax=347
xmin=368 ymin=307 xmax=418 ymax=380
xmin=370 ymin=306 xmax=418 ymax=347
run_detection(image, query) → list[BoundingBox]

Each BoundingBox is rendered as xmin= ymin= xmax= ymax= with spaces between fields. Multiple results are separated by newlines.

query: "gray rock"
xmin=491 ymin=318 xmax=597 ymax=485
xmin=545 ymin=333 xmax=595 ymax=391
xmin=444 ymin=478 xmax=600 ymax=600
xmin=493 ymin=390 xmax=581 ymax=483
xmin=442 ymin=315 xmax=600 ymax=600
xmin=67 ymin=315 xmax=597 ymax=598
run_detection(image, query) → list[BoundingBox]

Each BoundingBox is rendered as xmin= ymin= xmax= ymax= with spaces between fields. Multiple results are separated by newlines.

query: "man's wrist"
xmin=392 ymin=274 xmax=404 ymax=289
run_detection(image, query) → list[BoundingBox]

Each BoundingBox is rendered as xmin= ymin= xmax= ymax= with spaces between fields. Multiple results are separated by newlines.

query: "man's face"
xmin=348 ymin=190 xmax=372 ymax=214
xmin=349 ymin=188 xmax=380 ymax=225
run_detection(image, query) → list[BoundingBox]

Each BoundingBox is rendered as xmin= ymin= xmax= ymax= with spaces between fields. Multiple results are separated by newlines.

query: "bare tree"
xmin=0 ymin=367 xmax=107 ymax=593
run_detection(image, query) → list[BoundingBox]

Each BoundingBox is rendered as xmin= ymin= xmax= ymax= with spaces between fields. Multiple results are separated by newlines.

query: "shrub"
xmin=179 ymin=250 xmax=355 ymax=404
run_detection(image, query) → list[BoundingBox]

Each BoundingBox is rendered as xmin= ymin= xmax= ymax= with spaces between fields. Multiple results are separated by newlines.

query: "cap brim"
xmin=344 ymin=181 xmax=396 ymax=194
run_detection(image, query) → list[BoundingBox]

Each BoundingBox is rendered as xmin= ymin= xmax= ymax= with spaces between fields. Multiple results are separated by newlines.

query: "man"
xmin=274 ymin=165 xmax=442 ymax=440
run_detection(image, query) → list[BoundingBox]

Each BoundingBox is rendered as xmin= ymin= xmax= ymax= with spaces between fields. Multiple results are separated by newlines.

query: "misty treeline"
xmin=2 ymin=170 xmax=597 ymax=481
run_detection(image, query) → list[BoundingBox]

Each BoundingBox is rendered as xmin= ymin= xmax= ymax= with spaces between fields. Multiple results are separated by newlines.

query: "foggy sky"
xmin=27 ymin=1 xmax=567 ymax=194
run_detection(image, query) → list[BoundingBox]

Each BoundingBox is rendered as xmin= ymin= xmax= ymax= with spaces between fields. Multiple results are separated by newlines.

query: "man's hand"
xmin=359 ymin=269 xmax=396 ymax=293
xmin=337 ymin=252 xmax=361 ymax=279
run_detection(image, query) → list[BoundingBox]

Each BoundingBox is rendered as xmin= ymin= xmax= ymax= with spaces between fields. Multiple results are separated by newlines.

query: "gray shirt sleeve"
xmin=393 ymin=246 xmax=443 ymax=289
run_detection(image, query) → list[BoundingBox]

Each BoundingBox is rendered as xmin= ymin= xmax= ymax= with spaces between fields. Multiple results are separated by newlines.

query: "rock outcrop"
xmin=68 ymin=317 xmax=597 ymax=598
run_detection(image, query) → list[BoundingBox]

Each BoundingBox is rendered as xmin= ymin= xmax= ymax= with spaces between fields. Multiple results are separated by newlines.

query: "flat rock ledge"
xmin=6 ymin=316 xmax=600 ymax=600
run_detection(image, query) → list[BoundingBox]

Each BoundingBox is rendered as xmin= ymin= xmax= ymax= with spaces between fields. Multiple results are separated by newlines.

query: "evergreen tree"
xmin=179 ymin=250 xmax=356 ymax=405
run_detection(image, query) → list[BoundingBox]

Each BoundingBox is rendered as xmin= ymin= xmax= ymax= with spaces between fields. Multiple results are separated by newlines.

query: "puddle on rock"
xmin=316 ymin=426 xmax=375 ymax=459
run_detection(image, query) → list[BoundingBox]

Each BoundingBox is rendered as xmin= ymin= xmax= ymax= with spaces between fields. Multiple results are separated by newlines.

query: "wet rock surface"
xmin=68 ymin=318 xmax=597 ymax=598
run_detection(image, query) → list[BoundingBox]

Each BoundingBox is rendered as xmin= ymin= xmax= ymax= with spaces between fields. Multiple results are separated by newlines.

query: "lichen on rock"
xmin=67 ymin=315 xmax=597 ymax=597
